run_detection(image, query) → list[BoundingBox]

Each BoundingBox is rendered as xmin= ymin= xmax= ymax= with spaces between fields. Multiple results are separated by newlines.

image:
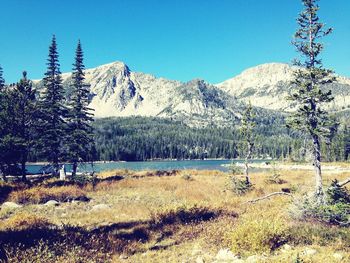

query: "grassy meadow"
xmin=0 ymin=167 xmax=349 ymax=262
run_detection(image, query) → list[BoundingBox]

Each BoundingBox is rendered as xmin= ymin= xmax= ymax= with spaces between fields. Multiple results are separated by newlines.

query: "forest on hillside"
xmin=91 ymin=116 xmax=350 ymax=162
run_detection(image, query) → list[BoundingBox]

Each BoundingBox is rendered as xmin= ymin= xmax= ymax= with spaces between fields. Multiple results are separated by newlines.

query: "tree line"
xmin=0 ymin=36 xmax=94 ymax=181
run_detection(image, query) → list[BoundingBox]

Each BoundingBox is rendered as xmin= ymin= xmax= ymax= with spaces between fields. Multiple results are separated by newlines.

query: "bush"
xmin=9 ymin=186 xmax=88 ymax=204
xmin=230 ymin=213 xmax=289 ymax=255
xmin=230 ymin=176 xmax=253 ymax=195
xmin=71 ymin=173 xmax=97 ymax=186
xmin=181 ymin=173 xmax=194 ymax=181
xmin=0 ymin=213 xmax=52 ymax=231
xmin=265 ymin=173 xmax=286 ymax=185
xmin=229 ymin=163 xmax=243 ymax=175
xmin=150 ymin=205 xmax=219 ymax=226
xmin=291 ymin=182 xmax=350 ymax=225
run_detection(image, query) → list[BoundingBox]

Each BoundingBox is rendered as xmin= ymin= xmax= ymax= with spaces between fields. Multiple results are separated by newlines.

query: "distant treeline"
xmin=91 ymin=116 xmax=350 ymax=162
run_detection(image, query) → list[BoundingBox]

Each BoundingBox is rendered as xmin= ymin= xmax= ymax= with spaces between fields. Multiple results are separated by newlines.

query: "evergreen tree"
xmin=39 ymin=36 xmax=67 ymax=174
xmin=67 ymin=40 xmax=94 ymax=177
xmin=240 ymin=101 xmax=255 ymax=184
xmin=0 ymin=69 xmax=22 ymax=180
xmin=13 ymin=71 xmax=37 ymax=180
xmin=288 ymin=0 xmax=336 ymax=204
xmin=0 ymin=65 xmax=4 ymax=90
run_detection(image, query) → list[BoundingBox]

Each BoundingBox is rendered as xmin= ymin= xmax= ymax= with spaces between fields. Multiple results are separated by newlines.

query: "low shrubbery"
xmin=229 ymin=211 xmax=289 ymax=255
xmin=0 ymin=212 xmax=52 ymax=231
xmin=8 ymin=186 xmax=88 ymax=204
xmin=150 ymin=205 xmax=219 ymax=226
xmin=230 ymin=176 xmax=253 ymax=195
xmin=292 ymin=180 xmax=350 ymax=225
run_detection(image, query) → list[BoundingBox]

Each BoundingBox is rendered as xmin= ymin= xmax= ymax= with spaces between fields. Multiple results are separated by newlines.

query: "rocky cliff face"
xmin=217 ymin=63 xmax=350 ymax=112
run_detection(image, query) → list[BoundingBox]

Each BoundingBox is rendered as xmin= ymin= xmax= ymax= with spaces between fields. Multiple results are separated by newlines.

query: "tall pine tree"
xmin=39 ymin=35 xmax=67 ymax=174
xmin=13 ymin=71 xmax=37 ymax=180
xmin=0 ymin=65 xmax=4 ymax=90
xmin=288 ymin=0 xmax=336 ymax=204
xmin=240 ymin=101 xmax=255 ymax=184
xmin=67 ymin=40 xmax=94 ymax=177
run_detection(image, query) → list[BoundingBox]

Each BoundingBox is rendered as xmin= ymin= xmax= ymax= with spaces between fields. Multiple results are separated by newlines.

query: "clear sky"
xmin=0 ymin=0 xmax=349 ymax=84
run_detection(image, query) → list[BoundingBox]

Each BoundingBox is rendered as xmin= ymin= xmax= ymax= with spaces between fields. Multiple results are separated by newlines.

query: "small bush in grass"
xmin=291 ymin=181 xmax=350 ymax=225
xmin=230 ymin=213 xmax=289 ymax=255
xmin=71 ymin=173 xmax=97 ymax=186
xmin=181 ymin=173 xmax=194 ymax=181
xmin=0 ymin=212 xmax=52 ymax=231
xmin=229 ymin=162 xmax=243 ymax=175
xmin=9 ymin=186 xmax=88 ymax=204
xmin=150 ymin=205 xmax=218 ymax=226
xmin=230 ymin=176 xmax=253 ymax=195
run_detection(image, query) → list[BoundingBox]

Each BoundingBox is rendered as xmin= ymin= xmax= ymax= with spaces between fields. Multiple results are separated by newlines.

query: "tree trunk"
xmin=72 ymin=162 xmax=78 ymax=178
xmin=244 ymin=142 xmax=252 ymax=184
xmin=21 ymin=158 xmax=26 ymax=182
xmin=312 ymin=134 xmax=324 ymax=204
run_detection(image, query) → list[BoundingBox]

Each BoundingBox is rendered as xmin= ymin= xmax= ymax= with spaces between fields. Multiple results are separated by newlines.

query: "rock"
xmin=119 ymin=254 xmax=128 ymax=260
xmin=192 ymin=244 xmax=202 ymax=256
xmin=215 ymin=248 xmax=238 ymax=262
xmin=333 ymin=253 xmax=343 ymax=260
xmin=246 ymin=255 xmax=262 ymax=263
xmin=44 ymin=200 xmax=59 ymax=206
xmin=196 ymin=256 xmax=204 ymax=263
xmin=282 ymin=244 xmax=292 ymax=251
xmin=304 ymin=248 xmax=317 ymax=256
xmin=90 ymin=204 xmax=109 ymax=211
xmin=1 ymin=202 xmax=22 ymax=209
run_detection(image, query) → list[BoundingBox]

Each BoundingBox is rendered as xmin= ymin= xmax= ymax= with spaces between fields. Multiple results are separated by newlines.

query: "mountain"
xmin=217 ymin=63 xmax=350 ymax=112
xmin=35 ymin=61 xmax=256 ymax=126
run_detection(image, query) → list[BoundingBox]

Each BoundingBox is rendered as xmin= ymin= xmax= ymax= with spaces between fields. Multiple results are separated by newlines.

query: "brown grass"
xmin=8 ymin=185 xmax=88 ymax=204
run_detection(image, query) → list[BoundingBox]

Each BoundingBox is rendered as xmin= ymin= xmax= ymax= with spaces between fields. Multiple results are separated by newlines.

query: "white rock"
xmin=333 ymin=253 xmax=343 ymax=260
xmin=304 ymin=248 xmax=317 ymax=256
xmin=1 ymin=202 xmax=22 ymax=209
xmin=91 ymin=204 xmax=109 ymax=211
xmin=44 ymin=200 xmax=59 ymax=206
xmin=196 ymin=256 xmax=204 ymax=263
xmin=215 ymin=248 xmax=238 ymax=261
xmin=246 ymin=255 xmax=262 ymax=263
xmin=282 ymin=244 xmax=292 ymax=251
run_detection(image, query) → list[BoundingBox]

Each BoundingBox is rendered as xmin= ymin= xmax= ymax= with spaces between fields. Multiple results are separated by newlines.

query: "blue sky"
xmin=0 ymin=0 xmax=349 ymax=83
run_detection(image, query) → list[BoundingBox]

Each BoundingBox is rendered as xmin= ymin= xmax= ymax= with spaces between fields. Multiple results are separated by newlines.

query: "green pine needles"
xmin=288 ymin=0 xmax=337 ymax=204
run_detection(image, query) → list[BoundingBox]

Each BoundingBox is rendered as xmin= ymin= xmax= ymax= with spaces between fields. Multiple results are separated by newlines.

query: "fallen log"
xmin=245 ymin=192 xmax=294 ymax=204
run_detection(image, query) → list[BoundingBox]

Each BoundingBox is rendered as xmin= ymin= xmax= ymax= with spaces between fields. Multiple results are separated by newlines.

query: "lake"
xmin=26 ymin=159 xmax=268 ymax=174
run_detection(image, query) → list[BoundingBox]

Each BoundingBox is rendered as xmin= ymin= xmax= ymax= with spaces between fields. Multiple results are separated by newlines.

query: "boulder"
xmin=304 ymin=248 xmax=317 ymax=256
xmin=215 ymin=248 xmax=238 ymax=262
xmin=44 ymin=200 xmax=59 ymax=207
xmin=1 ymin=202 xmax=22 ymax=209
xmin=333 ymin=253 xmax=343 ymax=260
xmin=91 ymin=204 xmax=109 ymax=211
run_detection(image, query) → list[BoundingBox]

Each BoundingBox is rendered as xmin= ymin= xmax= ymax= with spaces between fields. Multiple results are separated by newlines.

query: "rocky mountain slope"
xmin=217 ymin=63 xmax=350 ymax=112
xmin=35 ymin=61 xmax=350 ymax=125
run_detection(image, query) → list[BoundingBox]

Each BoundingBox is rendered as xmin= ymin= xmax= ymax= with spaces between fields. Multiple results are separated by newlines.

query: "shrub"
xmin=230 ymin=213 xmax=289 ymax=255
xmin=229 ymin=163 xmax=243 ymax=175
xmin=71 ymin=173 xmax=97 ymax=186
xmin=0 ymin=213 xmax=52 ymax=231
xmin=9 ymin=186 xmax=88 ymax=204
xmin=291 ymin=182 xmax=350 ymax=225
xmin=230 ymin=176 xmax=253 ymax=195
xmin=181 ymin=173 xmax=194 ymax=181
xmin=265 ymin=173 xmax=286 ymax=185
xmin=150 ymin=205 xmax=219 ymax=226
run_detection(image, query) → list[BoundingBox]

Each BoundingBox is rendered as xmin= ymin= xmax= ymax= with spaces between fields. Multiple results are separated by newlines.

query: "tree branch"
xmin=338 ymin=178 xmax=350 ymax=187
xmin=245 ymin=192 xmax=294 ymax=204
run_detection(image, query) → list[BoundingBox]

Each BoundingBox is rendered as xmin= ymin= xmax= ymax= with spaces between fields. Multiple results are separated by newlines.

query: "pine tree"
xmin=0 ymin=69 xmax=22 ymax=180
xmin=13 ymin=71 xmax=37 ymax=180
xmin=0 ymin=65 xmax=4 ymax=90
xmin=67 ymin=40 xmax=94 ymax=177
xmin=240 ymin=101 xmax=255 ymax=184
xmin=39 ymin=36 xmax=67 ymax=174
xmin=288 ymin=0 xmax=336 ymax=204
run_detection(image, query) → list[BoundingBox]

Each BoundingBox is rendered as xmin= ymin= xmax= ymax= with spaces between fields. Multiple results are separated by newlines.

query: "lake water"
xmin=26 ymin=159 xmax=268 ymax=174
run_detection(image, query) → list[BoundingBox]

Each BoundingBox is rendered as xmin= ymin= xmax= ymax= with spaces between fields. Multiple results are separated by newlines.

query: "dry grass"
xmin=8 ymin=185 xmax=88 ymax=204
xmin=0 ymin=167 xmax=349 ymax=262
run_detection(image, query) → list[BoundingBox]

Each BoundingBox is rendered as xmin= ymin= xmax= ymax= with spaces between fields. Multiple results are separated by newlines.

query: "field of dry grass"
xmin=0 ymin=167 xmax=349 ymax=262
